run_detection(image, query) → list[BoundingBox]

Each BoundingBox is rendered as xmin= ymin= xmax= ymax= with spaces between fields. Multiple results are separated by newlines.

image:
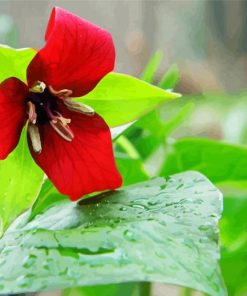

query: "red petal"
xmin=0 ymin=78 xmax=27 ymax=159
xmin=27 ymin=7 xmax=115 ymax=97
xmin=29 ymin=105 xmax=122 ymax=201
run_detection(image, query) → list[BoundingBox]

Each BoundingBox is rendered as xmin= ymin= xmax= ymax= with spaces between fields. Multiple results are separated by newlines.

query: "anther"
xmin=28 ymin=124 xmax=42 ymax=153
xmin=48 ymin=85 xmax=72 ymax=99
xmin=50 ymin=120 xmax=74 ymax=142
xmin=29 ymin=81 xmax=46 ymax=93
xmin=64 ymin=99 xmax=95 ymax=116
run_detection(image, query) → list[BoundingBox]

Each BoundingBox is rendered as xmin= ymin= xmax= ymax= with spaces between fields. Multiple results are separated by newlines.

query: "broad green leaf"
xmin=79 ymin=73 xmax=181 ymax=127
xmin=0 ymin=129 xmax=44 ymax=236
xmin=158 ymin=64 xmax=180 ymax=90
xmin=63 ymin=282 xmax=145 ymax=296
xmin=0 ymin=171 xmax=225 ymax=296
xmin=27 ymin=179 xmax=66 ymax=223
xmin=160 ymin=138 xmax=247 ymax=184
xmin=116 ymin=154 xmax=149 ymax=186
xmin=111 ymin=123 xmax=134 ymax=140
xmin=140 ymin=51 xmax=163 ymax=83
xmin=220 ymin=196 xmax=247 ymax=296
xmin=0 ymin=45 xmax=36 ymax=83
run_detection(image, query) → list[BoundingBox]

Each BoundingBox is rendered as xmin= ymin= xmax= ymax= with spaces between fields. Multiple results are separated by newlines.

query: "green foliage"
xmin=0 ymin=172 xmax=225 ymax=296
xmin=158 ymin=64 xmax=180 ymax=90
xmin=79 ymin=73 xmax=181 ymax=127
xmin=220 ymin=196 xmax=247 ymax=296
xmin=0 ymin=45 xmax=35 ymax=83
xmin=125 ymin=103 xmax=194 ymax=160
xmin=0 ymin=129 xmax=44 ymax=236
xmin=63 ymin=283 xmax=146 ymax=296
xmin=0 ymin=49 xmax=228 ymax=296
xmin=140 ymin=50 xmax=163 ymax=83
xmin=160 ymin=138 xmax=247 ymax=184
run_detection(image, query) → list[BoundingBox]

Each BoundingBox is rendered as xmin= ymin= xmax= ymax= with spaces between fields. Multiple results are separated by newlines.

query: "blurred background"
xmin=1 ymin=0 xmax=247 ymax=94
xmin=1 ymin=1 xmax=246 ymax=296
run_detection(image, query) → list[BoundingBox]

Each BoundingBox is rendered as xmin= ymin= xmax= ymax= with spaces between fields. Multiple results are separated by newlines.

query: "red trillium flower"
xmin=0 ymin=7 xmax=122 ymax=201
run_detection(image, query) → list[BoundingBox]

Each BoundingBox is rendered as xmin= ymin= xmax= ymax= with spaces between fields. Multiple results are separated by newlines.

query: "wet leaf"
xmin=0 ymin=171 xmax=225 ymax=295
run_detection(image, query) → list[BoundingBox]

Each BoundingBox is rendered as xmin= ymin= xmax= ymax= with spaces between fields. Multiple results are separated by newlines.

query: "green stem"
xmin=180 ymin=287 xmax=193 ymax=296
xmin=116 ymin=135 xmax=140 ymax=159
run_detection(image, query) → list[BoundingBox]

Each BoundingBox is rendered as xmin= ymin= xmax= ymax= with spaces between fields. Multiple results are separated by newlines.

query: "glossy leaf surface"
xmin=0 ymin=171 xmax=225 ymax=296
xmin=78 ymin=73 xmax=181 ymax=127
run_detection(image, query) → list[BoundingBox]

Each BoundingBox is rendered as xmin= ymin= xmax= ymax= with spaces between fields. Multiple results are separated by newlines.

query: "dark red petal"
xmin=0 ymin=78 xmax=27 ymax=159
xmin=29 ymin=105 xmax=122 ymax=201
xmin=27 ymin=7 xmax=115 ymax=97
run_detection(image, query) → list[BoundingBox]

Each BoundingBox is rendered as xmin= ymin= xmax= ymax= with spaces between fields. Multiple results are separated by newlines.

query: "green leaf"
xmin=162 ymin=102 xmax=194 ymax=136
xmin=0 ymin=171 xmax=225 ymax=296
xmin=0 ymin=129 xmax=44 ymax=236
xmin=125 ymin=111 xmax=166 ymax=160
xmin=158 ymin=64 xmax=180 ymax=90
xmin=27 ymin=179 xmax=66 ymax=223
xmin=115 ymin=136 xmax=149 ymax=186
xmin=160 ymin=138 xmax=247 ymax=184
xmin=0 ymin=45 xmax=36 ymax=83
xmin=125 ymin=103 xmax=193 ymax=160
xmin=140 ymin=51 xmax=163 ymax=83
xmin=116 ymin=154 xmax=149 ymax=186
xmin=220 ymin=196 xmax=247 ymax=296
xmin=63 ymin=283 xmax=144 ymax=296
xmin=79 ymin=73 xmax=181 ymax=127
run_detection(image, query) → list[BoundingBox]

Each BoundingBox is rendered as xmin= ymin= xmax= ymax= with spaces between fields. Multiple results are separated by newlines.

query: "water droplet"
xmin=199 ymin=223 xmax=212 ymax=231
xmin=147 ymin=201 xmax=158 ymax=206
xmin=123 ymin=230 xmax=137 ymax=242
xmin=23 ymin=254 xmax=37 ymax=268
xmin=17 ymin=274 xmax=34 ymax=288
xmin=129 ymin=204 xmax=147 ymax=210
xmin=160 ymin=184 xmax=167 ymax=190
xmin=119 ymin=206 xmax=127 ymax=211
xmin=176 ymin=183 xmax=183 ymax=190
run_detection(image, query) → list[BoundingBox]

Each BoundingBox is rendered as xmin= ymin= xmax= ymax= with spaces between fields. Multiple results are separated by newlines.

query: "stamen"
xmin=48 ymin=85 xmax=72 ymax=99
xmin=28 ymin=124 xmax=42 ymax=153
xmin=27 ymin=101 xmax=37 ymax=124
xmin=64 ymin=99 xmax=95 ymax=116
xmin=57 ymin=115 xmax=71 ymax=126
xmin=50 ymin=120 xmax=74 ymax=142
xmin=29 ymin=81 xmax=46 ymax=93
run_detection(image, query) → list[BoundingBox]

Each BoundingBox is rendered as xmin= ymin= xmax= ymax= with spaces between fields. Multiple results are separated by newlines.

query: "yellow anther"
xmin=30 ymin=81 xmax=46 ymax=93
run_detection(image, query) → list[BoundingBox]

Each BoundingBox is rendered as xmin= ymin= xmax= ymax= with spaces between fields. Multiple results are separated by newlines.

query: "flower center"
xmin=26 ymin=81 xmax=95 ymax=154
xmin=26 ymin=81 xmax=75 ymax=154
xmin=26 ymin=86 xmax=59 ymax=125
